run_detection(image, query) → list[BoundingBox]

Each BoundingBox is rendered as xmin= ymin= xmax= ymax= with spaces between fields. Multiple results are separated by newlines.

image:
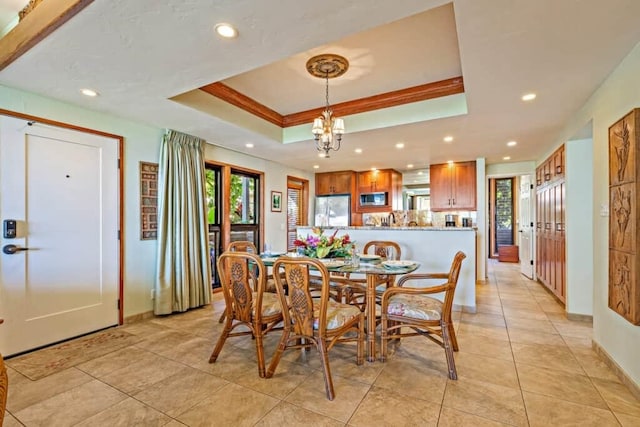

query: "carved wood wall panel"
xmin=609 ymin=108 xmax=640 ymax=324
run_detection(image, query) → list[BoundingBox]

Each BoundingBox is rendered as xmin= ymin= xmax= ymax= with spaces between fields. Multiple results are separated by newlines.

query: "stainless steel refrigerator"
xmin=314 ymin=195 xmax=351 ymax=227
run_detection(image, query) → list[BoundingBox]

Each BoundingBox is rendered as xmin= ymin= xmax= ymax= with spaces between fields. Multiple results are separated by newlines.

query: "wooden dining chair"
xmin=266 ymin=257 xmax=364 ymax=400
xmin=345 ymin=240 xmax=402 ymax=310
xmin=379 ymin=251 xmax=466 ymax=380
xmin=209 ymin=251 xmax=283 ymax=378
xmin=218 ymin=240 xmax=278 ymax=323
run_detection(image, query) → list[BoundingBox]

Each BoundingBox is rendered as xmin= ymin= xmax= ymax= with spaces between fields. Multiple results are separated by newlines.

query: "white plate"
xmin=319 ymin=259 xmax=345 ymax=268
xmin=382 ymin=260 xmax=416 ymax=269
xmin=359 ymin=254 xmax=381 ymax=261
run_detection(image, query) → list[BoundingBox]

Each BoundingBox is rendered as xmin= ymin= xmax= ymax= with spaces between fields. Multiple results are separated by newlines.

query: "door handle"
xmin=3 ymin=244 xmax=30 ymax=254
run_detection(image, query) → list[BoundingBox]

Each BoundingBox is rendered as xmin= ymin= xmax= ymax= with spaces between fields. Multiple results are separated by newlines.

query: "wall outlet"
xmin=150 ymin=289 xmax=155 ymax=300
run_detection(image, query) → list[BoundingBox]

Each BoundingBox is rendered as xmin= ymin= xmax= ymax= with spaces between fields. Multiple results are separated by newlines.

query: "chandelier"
xmin=306 ymin=54 xmax=349 ymax=158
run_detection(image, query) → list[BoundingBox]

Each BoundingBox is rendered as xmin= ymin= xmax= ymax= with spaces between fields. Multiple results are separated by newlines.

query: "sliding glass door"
xmin=205 ymin=164 xmax=262 ymax=288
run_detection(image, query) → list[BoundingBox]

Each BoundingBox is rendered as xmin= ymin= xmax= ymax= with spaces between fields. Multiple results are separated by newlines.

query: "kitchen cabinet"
xmin=357 ymin=169 xmax=391 ymax=193
xmin=429 ymin=161 xmax=476 ymax=211
xmin=315 ymin=171 xmax=355 ymax=195
xmin=535 ymin=145 xmax=565 ymax=302
xmin=355 ymin=169 xmax=402 ymax=212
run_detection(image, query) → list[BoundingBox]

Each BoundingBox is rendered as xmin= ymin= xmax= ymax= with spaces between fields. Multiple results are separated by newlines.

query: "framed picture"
xmin=271 ymin=191 xmax=282 ymax=212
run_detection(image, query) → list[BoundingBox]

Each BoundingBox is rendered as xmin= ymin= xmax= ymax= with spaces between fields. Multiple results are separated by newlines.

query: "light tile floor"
xmin=4 ymin=260 xmax=640 ymax=426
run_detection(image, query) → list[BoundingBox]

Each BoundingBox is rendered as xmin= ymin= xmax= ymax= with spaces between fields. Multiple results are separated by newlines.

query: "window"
xmin=287 ymin=176 xmax=309 ymax=250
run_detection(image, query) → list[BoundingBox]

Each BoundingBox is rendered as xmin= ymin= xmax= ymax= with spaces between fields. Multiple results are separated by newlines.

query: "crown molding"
xmin=200 ymin=76 xmax=464 ymax=129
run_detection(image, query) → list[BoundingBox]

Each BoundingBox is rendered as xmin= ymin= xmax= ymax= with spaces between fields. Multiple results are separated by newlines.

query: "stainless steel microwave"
xmin=360 ymin=192 xmax=387 ymax=206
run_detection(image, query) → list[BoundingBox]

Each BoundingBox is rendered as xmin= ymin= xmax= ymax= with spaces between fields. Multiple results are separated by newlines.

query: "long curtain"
xmin=155 ymin=130 xmax=211 ymax=314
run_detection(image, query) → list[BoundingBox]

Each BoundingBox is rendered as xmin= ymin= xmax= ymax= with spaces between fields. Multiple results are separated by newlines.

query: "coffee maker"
xmin=445 ymin=214 xmax=458 ymax=227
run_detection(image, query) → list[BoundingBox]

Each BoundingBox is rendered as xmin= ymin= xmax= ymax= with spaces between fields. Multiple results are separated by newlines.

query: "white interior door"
xmin=0 ymin=116 xmax=119 ymax=356
xmin=519 ymin=174 xmax=534 ymax=278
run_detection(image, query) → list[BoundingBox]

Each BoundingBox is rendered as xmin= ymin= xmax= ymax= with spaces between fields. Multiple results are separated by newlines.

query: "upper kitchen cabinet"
xmin=356 ymin=169 xmax=402 ymax=212
xmin=315 ymin=171 xmax=355 ymax=195
xmin=357 ymin=169 xmax=392 ymax=193
xmin=430 ymin=161 xmax=477 ymax=211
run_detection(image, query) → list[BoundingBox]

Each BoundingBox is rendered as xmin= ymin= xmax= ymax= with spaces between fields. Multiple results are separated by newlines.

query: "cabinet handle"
xmin=536 ymin=222 xmax=542 ymax=229
xmin=448 ymin=198 xmax=451 ymax=206
xmin=536 ymin=179 xmax=542 ymax=186
xmin=545 ymin=222 xmax=551 ymax=230
xmin=452 ymin=198 xmax=455 ymax=205
xmin=556 ymin=166 xmax=563 ymax=174
xmin=544 ymin=173 xmax=551 ymax=181
xmin=555 ymin=223 xmax=565 ymax=231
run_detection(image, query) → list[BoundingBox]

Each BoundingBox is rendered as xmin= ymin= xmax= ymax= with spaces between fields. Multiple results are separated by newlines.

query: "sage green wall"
xmin=0 ymin=84 xmax=163 ymax=318
xmin=0 ymin=84 xmax=314 ymax=319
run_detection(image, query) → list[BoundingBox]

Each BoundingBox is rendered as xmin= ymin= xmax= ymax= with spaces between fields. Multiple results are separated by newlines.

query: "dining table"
xmin=261 ymin=253 xmax=419 ymax=362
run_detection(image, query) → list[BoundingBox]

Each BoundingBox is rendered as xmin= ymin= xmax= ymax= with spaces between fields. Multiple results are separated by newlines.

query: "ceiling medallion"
xmin=306 ymin=54 xmax=349 ymax=158
xmin=306 ymin=54 xmax=349 ymax=78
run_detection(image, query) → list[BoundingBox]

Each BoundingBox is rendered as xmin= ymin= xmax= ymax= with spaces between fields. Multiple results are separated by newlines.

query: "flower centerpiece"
xmin=293 ymin=227 xmax=354 ymax=259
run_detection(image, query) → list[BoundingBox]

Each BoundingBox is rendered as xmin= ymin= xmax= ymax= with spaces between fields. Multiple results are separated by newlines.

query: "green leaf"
xmin=316 ymin=246 xmax=330 ymax=258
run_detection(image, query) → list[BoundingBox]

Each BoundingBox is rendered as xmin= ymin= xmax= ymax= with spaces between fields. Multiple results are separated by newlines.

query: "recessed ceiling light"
xmin=507 ymin=141 xmax=517 ymax=147
xmin=503 ymin=156 xmax=511 ymax=160
xmin=395 ymin=143 xmax=405 ymax=149
xmin=407 ymin=164 xmax=414 ymax=168
xmin=444 ymin=136 xmax=454 ymax=142
xmin=313 ymin=165 xmax=319 ymax=169
xmin=214 ymin=23 xmax=238 ymax=38
xmin=417 ymin=171 xmax=423 ymax=175
xmin=245 ymin=143 xmax=254 ymax=148
xmin=318 ymin=153 xmax=326 ymax=158
xmin=80 ymin=88 xmax=98 ymax=97
xmin=522 ymin=93 xmax=536 ymax=101
xmin=355 ymin=148 xmax=363 ymax=154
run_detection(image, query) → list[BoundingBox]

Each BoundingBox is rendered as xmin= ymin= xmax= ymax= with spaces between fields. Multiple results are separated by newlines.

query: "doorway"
xmin=0 ymin=114 xmax=121 ymax=356
xmin=489 ymin=177 xmax=516 ymax=258
xmin=205 ymin=163 xmax=262 ymax=289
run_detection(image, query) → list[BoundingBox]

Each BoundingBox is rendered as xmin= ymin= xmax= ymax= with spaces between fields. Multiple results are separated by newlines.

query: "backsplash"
xmin=363 ymin=210 xmax=477 ymax=227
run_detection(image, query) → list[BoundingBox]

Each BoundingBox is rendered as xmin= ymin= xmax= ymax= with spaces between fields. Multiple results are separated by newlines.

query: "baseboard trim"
xmin=592 ymin=340 xmax=640 ymax=401
xmin=566 ymin=312 xmax=593 ymax=323
xmin=458 ymin=304 xmax=477 ymax=314
xmin=123 ymin=310 xmax=155 ymax=324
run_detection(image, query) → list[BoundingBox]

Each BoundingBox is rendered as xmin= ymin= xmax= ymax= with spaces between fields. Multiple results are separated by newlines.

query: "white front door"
xmin=0 ymin=116 xmax=120 ymax=356
xmin=519 ymin=174 xmax=534 ymax=278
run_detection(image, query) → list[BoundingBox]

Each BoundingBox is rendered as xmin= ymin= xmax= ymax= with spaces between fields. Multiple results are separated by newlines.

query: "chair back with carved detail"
xmin=363 ymin=240 xmax=401 ymax=260
xmin=267 ymin=257 xmax=364 ymax=400
xmin=209 ymin=251 xmax=282 ymax=378
xmin=228 ymin=240 xmax=258 ymax=254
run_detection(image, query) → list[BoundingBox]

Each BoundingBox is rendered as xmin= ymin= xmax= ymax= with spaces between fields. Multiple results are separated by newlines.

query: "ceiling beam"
xmin=0 ymin=0 xmax=94 ymax=72
xmin=200 ymin=76 xmax=464 ymax=128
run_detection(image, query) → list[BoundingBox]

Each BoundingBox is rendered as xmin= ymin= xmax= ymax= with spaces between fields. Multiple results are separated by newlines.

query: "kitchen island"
xmin=296 ymin=226 xmax=477 ymax=312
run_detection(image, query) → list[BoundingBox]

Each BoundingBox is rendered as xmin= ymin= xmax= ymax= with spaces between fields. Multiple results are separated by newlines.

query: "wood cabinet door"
xmin=429 ymin=163 xmax=452 ymax=211
xmin=553 ymin=146 xmax=565 ymax=179
xmin=357 ymin=169 xmax=391 ymax=193
xmin=315 ymin=171 xmax=353 ymax=195
xmin=331 ymin=171 xmax=353 ymax=194
xmin=452 ymin=161 xmax=476 ymax=210
xmin=315 ymin=173 xmax=333 ymax=195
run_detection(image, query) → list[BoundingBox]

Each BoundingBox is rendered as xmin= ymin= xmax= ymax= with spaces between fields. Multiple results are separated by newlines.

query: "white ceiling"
xmin=2 ymin=0 xmax=640 ymax=184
